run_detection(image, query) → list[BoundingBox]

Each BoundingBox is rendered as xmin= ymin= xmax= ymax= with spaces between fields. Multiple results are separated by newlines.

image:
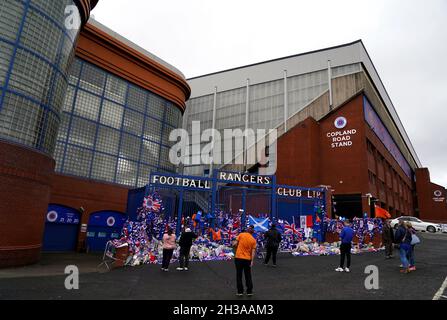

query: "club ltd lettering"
xmin=276 ymin=187 xmax=323 ymax=199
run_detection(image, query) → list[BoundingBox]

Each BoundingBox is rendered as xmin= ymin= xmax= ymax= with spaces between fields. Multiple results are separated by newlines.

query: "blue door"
xmin=43 ymin=205 xmax=81 ymax=252
xmin=86 ymin=211 xmax=127 ymax=252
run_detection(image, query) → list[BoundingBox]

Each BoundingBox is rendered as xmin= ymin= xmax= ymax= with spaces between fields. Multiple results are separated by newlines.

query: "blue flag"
xmin=248 ymin=216 xmax=270 ymax=232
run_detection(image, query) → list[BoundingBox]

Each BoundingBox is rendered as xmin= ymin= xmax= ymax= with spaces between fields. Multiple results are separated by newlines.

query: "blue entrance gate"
xmin=276 ymin=185 xmax=326 ymax=241
xmin=86 ymin=211 xmax=127 ymax=252
xmin=145 ymin=173 xmax=213 ymax=235
xmin=137 ymin=170 xmax=326 ymax=237
xmin=43 ymin=205 xmax=81 ymax=252
xmin=214 ymin=171 xmax=275 ymax=227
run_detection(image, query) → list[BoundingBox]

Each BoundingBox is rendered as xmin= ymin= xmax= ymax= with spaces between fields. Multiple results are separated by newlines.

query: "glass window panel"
xmin=137 ymin=164 xmax=154 ymax=187
xmin=123 ymin=109 xmax=144 ymax=136
xmin=68 ymin=117 xmax=96 ymax=148
xmin=53 ymin=142 xmax=65 ymax=172
xmin=56 ymin=113 xmax=70 ymax=141
xmin=141 ymin=139 xmax=160 ymax=166
xmin=91 ymin=153 xmax=117 ymax=183
xmin=31 ymin=0 xmax=72 ymax=30
xmin=79 ymin=63 xmax=106 ymax=95
xmin=144 ymin=116 xmax=162 ymax=143
xmin=116 ymin=158 xmax=137 ymax=187
xmin=0 ymin=42 xmax=14 ymax=86
xmin=0 ymin=1 xmax=24 ymax=42
xmin=127 ymin=85 xmax=147 ymax=113
xmin=74 ymin=90 xmax=101 ymax=121
xmin=159 ymin=146 xmax=175 ymax=172
xmin=162 ymin=125 xmax=175 ymax=147
xmin=9 ymin=49 xmax=51 ymax=103
xmin=41 ymin=111 xmax=60 ymax=154
xmin=68 ymin=58 xmax=82 ymax=85
xmin=51 ymin=73 xmax=69 ymax=113
xmin=59 ymin=36 xmax=76 ymax=72
xmin=96 ymin=125 xmax=120 ymax=154
xmin=100 ymin=100 xmax=123 ymax=129
xmin=147 ymin=93 xmax=165 ymax=119
xmin=63 ymin=145 xmax=92 ymax=178
xmin=62 ymin=85 xmax=76 ymax=112
xmin=105 ymin=75 xmax=127 ymax=104
xmin=21 ymin=8 xmax=62 ymax=62
xmin=165 ymin=102 xmax=181 ymax=127
xmin=0 ymin=92 xmax=41 ymax=148
xmin=120 ymin=133 xmax=141 ymax=161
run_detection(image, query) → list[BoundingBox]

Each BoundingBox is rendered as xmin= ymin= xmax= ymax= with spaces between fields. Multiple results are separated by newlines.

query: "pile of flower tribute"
xmin=110 ymin=193 xmax=384 ymax=266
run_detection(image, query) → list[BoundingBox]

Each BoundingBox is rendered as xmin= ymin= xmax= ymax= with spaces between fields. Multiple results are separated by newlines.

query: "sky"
xmin=93 ymin=0 xmax=447 ymax=187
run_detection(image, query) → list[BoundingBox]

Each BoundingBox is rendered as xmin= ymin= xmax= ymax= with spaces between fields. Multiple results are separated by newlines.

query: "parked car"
xmin=390 ymin=216 xmax=441 ymax=233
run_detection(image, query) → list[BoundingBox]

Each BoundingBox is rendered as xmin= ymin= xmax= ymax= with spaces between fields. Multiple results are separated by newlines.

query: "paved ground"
xmin=1 ymin=233 xmax=446 ymax=300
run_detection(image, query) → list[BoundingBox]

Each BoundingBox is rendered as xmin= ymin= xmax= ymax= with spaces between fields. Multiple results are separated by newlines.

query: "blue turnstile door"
xmin=43 ymin=205 xmax=81 ymax=252
xmin=86 ymin=211 xmax=127 ymax=252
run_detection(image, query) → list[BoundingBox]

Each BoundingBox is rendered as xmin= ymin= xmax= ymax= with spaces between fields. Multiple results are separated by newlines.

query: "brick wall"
xmin=415 ymin=168 xmax=447 ymax=223
xmin=50 ymin=174 xmax=129 ymax=251
xmin=0 ymin=141 xmax=55 ymax=268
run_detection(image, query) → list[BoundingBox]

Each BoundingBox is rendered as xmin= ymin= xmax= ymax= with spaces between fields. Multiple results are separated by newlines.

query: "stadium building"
xmin=185 ymin=40 xmax=447 ymax=223
xmin=0 ymin=0 xmax=190 ymax=267
xmin=0 ymin=2 xmax=445 ymax=268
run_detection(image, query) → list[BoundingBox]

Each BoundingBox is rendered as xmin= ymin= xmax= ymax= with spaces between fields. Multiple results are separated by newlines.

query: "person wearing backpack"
xmin=406 ymin=222 xmax=420 ymax=272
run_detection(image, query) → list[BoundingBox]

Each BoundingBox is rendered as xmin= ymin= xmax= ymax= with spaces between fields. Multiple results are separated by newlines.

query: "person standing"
xmin=161 ymin=227 xmax=176 ymax=272
xmin=177 ymin=228 xmax=197 ymax=271
xmin=335 ymin=220 xmax=354 ymax=273
xmin=406 ymin=222 xmax=418 ymax=271
xmin=263 ymin=224 xmax=282 ymax=267
xmin=382 ymin=219 xmax=395 ymax=259
xmin=394 ymin=220 xmax=412 ymax=273
xmin=234 ymin=225 xmax=257 ymax=296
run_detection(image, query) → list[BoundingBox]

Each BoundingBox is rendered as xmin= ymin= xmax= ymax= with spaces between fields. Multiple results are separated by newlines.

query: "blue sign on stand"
xmin=43 ymin=205 xmax=81 ymax=252
xmin=86 ymin=211 xmax=127 ymax=252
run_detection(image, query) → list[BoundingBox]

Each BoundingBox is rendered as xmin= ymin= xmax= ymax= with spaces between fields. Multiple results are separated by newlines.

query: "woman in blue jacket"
xmin=394 ymin=221 xmax=412 ymax=274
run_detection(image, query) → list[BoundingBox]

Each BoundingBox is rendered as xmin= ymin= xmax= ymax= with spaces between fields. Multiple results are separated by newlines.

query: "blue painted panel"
xmin=46 ymin=204 xmax=81 ymax=225
xmin=86 ymin=211 xmax=127 ymax=252
xmin=126 ymin=187 xmax=146 ymax=221
xmin=43 ymin=205 xmax=80 ymax=252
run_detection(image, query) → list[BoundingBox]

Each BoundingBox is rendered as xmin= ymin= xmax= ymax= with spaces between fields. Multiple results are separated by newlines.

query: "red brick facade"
xmin=0 ymin=139 xmax=130 ymax=268
xmin=415 ymin=168 xmax=447 ymax=223
xmin=277 ymin=93 xmax=420 ymax=219
xmin=0 ymin=141 xmax=55 ymax=267
xmin=49 ymin=174 xmax=130 ymax=251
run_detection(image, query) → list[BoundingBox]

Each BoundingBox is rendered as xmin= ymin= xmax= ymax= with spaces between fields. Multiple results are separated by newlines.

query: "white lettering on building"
xmin=327 ymin=129 xmax=357 ymax=149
